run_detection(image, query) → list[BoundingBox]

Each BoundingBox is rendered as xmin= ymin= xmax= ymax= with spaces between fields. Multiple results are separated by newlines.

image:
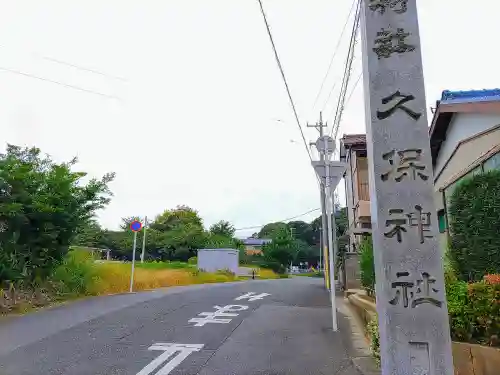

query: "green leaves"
xmin=0 ymin=144 xmax=114 ymax=285
xmin=448 ymin=170 xmax=500 ymax=281
xmin=209 ymin=220 xmax=235 ymax=238
xmin=359 ymin=236 xmax=375 ymax=295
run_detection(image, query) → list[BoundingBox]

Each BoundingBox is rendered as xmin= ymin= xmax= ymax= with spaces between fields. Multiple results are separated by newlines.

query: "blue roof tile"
xmin=242 ymin=238 xmax=272 ymax=246
xmin=441 ymin=89 xmax=500 ymax=104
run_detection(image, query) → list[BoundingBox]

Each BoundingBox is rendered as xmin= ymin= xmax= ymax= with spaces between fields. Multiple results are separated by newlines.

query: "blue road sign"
xmin=130 ymin=220 xmax=143 ymax=232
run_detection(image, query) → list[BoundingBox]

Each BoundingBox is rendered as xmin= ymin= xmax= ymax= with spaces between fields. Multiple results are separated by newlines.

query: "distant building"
xmin=242 ymin=238 xmax=272 ymax=255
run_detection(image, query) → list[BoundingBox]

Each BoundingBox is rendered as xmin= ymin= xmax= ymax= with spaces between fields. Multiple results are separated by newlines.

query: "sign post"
xmin=129 ymin=220 xmax=143 ymax=293
xmin=360 ymin=0 xmax=454 ymax=373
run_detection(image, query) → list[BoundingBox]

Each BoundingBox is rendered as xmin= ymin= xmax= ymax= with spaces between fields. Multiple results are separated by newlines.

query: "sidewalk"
xmin=336 ymin=292 xmax=381 ymax=375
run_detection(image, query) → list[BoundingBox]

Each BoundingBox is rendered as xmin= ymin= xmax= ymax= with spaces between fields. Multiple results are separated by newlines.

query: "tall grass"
xmin=51 ymin=250 xmax=100 ymax=297
xmin=51 ymin=250 xmax=239 ymax=297
xmin=136 ymin=261 xmax=194 ymax=270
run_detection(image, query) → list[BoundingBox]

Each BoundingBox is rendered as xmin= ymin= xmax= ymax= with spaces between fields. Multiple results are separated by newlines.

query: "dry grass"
xmin=257 ymin=268 xmax=280 ymax=279
xmin=90 ymin=262 xmax=238 ymax=295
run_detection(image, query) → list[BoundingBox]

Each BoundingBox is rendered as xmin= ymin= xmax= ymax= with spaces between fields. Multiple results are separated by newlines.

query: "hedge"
xmin=368 ymin=275 xmax=500 ymax=363
xmin=448 ymin=170 xmax=500 ymax=281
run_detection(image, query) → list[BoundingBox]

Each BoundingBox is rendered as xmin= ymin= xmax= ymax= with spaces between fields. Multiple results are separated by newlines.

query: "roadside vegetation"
xmin=0 ymin=143 xmax=345 ymax=315
xmin=360 ymin=170 xmax=500 ymax=358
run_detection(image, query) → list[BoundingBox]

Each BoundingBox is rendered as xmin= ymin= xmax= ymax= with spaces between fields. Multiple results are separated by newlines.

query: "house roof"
xmin=430 ymin=89 xmax=500 ymax=166
xmin=339 ymin=134 xmax=367 ymax=159
xmin=341 ymin=134 xmax=366 ymax=146
xmin=242 ymin=238 xmax=272 ymax=246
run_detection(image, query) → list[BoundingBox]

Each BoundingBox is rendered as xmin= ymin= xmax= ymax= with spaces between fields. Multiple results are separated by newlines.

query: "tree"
xmin=209 ymin=220 xmax=235 ymax=237
xmin=258 ymin=222 xmax=287 ymax=238
xmin=205 ymin=233 xmax=244 ymax=250
xmin=262 ymin=226 xmax=296 ymax=267
xmin=151 ymin=205 xmax=203 ymax=232
xmin=0 ymin=144 xmax=114 ymax=284
xmin=287 ymin=221 xmax=315 ymax=245
xmin=72 ymin=219 xmax=105 ymax=248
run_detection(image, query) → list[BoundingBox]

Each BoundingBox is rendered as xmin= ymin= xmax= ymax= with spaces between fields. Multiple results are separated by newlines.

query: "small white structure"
xmin=197 ymin=249 xmax=239 ymax=274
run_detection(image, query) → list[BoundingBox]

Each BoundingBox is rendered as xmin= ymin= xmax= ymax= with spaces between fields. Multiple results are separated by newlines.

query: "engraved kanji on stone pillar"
xmin=360 ymin=0 xmax=454 ymax=374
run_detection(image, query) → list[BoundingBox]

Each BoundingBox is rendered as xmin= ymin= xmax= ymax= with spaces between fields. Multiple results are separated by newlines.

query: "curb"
xmin=337 ymin=296 xmax=381 ymax=375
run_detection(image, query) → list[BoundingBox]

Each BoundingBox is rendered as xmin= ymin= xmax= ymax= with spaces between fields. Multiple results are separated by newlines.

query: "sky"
xmin=0 ymin=0 xmax=499 ymax=238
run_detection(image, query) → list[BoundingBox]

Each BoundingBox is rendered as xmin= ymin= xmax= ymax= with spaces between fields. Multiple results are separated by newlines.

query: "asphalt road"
xmin=0 ymin=277 xmax=361 ymax=375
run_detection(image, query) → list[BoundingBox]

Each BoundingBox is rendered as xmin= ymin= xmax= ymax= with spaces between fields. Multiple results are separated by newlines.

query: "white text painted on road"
xmin=188 ymin=304 xmax=249 ymax=327
xmin=234 ymin=292 xmax=271 ymax=302
xmin=136 ymin=343 xmax=203 ymax=375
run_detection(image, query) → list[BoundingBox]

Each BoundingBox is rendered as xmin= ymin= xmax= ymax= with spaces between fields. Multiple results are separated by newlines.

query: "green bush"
xmin=367 ymin=315 xmax=380 ymax=366
xmin=448 ymin=170 xmax=500 ymax=281
xmin=51 ymin=250 xmax=99 ymax=297
xmin=137 ymin=261 xmax=192 ymax=270
xmin=359 ymin=236 xmax=375 ymax=295
xmin=258 ymin=260 xmax=286 ymax=274
xmin=188 ymin=256 xmax=197 ymax=265
xmin=446 ymin=279 xmax=500 ymax=345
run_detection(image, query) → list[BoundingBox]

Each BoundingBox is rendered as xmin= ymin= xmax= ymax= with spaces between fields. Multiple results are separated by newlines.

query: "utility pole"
xmin=310 ymin=112 xmax=346 ymax=332
xmin=140 ymin=216 xmax=148 ymax=263
xmin=307 ymin=113 xmax=328 ymax=276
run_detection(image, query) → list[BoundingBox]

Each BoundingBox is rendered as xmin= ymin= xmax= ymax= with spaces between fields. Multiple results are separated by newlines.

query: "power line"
xmin=329 ymin=0 xmax=361 ymax=140
xmin=234 ymin=208 xmax=321 ymax=231
xmin=0 ymin=66 xmax=121 ymax=100
xmin=344 ymin=72 xmax=362 ymax=109
xmin=257 ymin=0 xmax=312 ymax=162
xmin=0 ymin=44 xmax=128 ymax=82
xmin=311 ymin=0 xmax=358 ymax=114
xmin=42 ymin=56 xmax=128 ymax=82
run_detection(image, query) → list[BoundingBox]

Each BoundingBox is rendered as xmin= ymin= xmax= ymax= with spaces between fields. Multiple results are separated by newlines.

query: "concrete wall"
xmin=344 ymin=253 xmax=361 ymax=289
xmin=197 ymin=249 xmax=239 ymax=274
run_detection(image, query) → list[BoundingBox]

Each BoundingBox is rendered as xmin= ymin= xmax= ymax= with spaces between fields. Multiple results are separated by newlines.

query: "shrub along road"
xmin=0 ymin=277 xmax=360 ymax=375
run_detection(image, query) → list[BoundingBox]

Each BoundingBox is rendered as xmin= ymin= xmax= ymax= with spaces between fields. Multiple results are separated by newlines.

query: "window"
xmin=437 ymin=209 xmax=446 ymax=233
xmin=361 ymin=222 xmax=372 ymax=229
xmin=483 ymin=152 xmax=500 ymax=172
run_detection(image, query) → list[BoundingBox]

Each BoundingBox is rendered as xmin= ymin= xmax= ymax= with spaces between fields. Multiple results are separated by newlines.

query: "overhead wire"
xmin=0 ymin=66 xmax=121 ymax=100
xmin=257 ymin=0 xmax=313 ymax=162
xmin=0 ymin=44 xmax=128 ymax=82
xmin=344 ymin=71 xmax=362 ymax=109
xmin=310 ymin=0 xmax=358 ymax=114
xmin=329 ymin=0 xmax=361 ymax=140
xmin=234 ymin=208 xmax=321 ymax=231
xmin=41 ymin=56 xmax=128 ymax=82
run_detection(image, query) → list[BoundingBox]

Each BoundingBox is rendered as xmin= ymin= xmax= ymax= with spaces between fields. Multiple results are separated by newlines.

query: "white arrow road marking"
xmin=234 ymin=292 xmax=271 ymax=301
xmin=188 ymin=304 xmax=249 ymax=327
xmin=136 ymin=343 xmax=203 ymax=375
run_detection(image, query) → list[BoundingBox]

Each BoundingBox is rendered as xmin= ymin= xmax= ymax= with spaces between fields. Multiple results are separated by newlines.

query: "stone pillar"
xmin=360 ymin=0 xmax=454 ymax=374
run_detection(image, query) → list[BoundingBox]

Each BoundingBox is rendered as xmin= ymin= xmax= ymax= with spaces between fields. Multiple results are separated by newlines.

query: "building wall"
xmin=344 ymin=149 xmax=371 ymax=252
xmin=198 ymin=249 xmax=239 ymax=273
xmin=344 ymin=151 xmax=356 ymax=251
xmin=433 ymin=116 xmax=500 ymax=250
xmin=434 ymin=113 xmax=500 ymax=178
xmin=434 ymin=126 xmax=500 ymax=191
